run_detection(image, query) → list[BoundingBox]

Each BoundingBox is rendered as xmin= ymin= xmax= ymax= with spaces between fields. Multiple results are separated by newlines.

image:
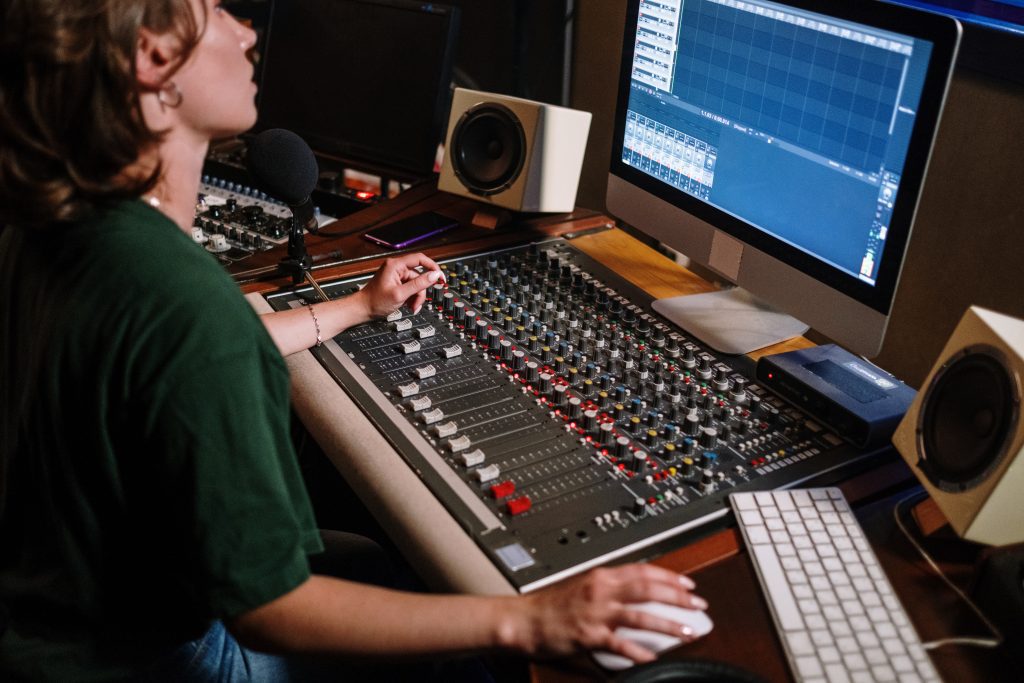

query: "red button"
xmin=490 ymin=480 xmax=516 ymax=499
xmin=506 ymin=496 xmax=532 ymax=515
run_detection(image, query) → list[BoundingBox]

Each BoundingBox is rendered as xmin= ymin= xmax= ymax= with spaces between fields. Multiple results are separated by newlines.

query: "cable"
xmin=892 ymin=489 xmax=1003 ymax=650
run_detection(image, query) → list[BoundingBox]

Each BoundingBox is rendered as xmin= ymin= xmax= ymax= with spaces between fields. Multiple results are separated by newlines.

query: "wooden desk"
xmin=527 ymin=235 xmax=1015 ymax=682
xmin=246 ymin=200 xmax=1012 ymax=681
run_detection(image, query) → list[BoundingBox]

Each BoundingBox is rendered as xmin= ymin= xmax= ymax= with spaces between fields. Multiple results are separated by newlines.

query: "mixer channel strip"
xmin=267 ymin=238 xmax=879 ymax=592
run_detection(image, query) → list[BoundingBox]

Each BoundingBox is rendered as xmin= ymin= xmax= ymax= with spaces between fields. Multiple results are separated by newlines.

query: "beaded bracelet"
xmin=308 ymin=303 xmax=323 ymax=347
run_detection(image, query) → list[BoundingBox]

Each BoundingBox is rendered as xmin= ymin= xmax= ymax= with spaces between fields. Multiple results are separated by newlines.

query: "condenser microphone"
xmin=246 ymin=129 xmax=332 ymax=298
xmin=246 ymin=128 xmax=320 ymax=235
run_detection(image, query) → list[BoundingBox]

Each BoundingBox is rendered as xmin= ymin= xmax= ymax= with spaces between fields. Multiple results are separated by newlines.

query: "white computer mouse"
xmin=592 ymin=601 xmax=714 ymax=671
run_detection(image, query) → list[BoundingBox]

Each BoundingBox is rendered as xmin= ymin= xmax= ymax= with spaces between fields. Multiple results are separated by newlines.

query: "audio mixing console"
xmin=266 ymin=238 xmax=881 ymax=592
xmin=193 ymin=176 xmax=337 ymax=267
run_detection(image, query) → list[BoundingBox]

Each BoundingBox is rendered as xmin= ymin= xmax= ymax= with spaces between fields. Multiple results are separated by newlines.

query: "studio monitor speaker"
xmin=438 ymin=88 xmax=591 ymax=214
xmin=893 ymin=306 xmax=1024 ymax=545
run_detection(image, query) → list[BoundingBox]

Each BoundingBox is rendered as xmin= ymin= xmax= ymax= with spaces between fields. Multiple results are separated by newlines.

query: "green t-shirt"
xmin=0 ymin=201 xmax=323 ymax=681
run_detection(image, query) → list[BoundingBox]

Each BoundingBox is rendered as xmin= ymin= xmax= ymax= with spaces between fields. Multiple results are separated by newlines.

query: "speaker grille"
xmin=918 ymin=345 xmax=1020 ymax=491
xmin=450 ymin=103 xmax=527 ymax=196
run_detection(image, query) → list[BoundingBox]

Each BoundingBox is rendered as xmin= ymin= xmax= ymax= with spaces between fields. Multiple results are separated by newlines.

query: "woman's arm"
xmin=227 ymin=563 xmax=707 ymax=663
xmin=261 ymin=253 xmax=444 ymax=357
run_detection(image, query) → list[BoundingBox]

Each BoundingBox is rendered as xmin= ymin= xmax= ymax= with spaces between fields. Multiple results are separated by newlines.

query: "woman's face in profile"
xmin=172 ymin=0 xmax=259 ymax=140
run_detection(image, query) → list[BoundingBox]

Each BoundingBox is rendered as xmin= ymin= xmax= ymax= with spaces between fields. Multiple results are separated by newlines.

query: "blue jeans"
xmin=142 ymin=619 xmax=449 ymax=682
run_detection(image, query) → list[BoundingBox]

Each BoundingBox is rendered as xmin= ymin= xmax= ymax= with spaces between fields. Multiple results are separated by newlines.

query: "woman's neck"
xmin=137 ymin=133 xmax=209 ymax=233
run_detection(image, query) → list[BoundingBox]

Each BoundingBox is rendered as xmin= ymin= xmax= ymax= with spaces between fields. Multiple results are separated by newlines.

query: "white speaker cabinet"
xmin=439 ymin=88 xmax=592 ymax=216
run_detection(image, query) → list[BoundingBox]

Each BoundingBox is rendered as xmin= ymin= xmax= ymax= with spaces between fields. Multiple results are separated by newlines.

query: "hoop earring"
xmin=157 ymin=82 xmax=183 ymax=110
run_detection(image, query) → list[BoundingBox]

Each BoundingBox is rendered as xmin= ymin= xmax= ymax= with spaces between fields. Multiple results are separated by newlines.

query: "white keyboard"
xmin=730 ymin=488 xmax=940 ymax=683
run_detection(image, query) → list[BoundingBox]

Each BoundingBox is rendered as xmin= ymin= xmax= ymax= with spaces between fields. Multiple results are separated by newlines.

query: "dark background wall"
xmin=228 ymin=0 xmax=571 ymax=105
xmin=570 ymin=0 xmax=1024 ymax=388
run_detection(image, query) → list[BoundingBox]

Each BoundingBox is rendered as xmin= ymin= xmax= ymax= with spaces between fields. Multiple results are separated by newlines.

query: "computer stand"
xmin=652 ymin=287 xmax=809 ymax=355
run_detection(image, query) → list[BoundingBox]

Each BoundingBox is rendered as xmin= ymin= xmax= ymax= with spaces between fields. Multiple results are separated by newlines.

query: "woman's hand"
xmin=501 ymin=563 xmax=708 ymax=663
xmin=350 ymin=252 xmax=444 ymax=323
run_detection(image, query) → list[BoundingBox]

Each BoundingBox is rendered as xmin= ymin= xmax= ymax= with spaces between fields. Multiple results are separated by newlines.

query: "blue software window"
xmin=623 ymin=0 xmax=934 ymax=285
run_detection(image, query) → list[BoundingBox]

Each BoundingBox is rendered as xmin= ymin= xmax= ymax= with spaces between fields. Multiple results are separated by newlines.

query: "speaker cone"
xmin=450 ymin=103 xmax=526 ymax=196
xmin=918 ymin=346 xmax=1019 ymax=491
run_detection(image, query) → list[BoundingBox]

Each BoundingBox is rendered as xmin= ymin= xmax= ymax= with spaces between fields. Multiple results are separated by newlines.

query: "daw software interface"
xmin=622 ymin=0 xmax=934 ymax=286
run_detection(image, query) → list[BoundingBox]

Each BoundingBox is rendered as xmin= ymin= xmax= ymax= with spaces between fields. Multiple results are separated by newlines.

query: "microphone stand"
xmin=278 ymin=203 xmax=330 ymax=303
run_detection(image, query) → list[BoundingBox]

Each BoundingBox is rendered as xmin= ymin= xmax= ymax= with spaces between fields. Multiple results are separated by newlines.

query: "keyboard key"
xmin=795 ymin=656 xmax=823 ymax=678
xmin=732 ymin=493 xmax=757 ymax=511
xmin=805 ymin=518 xmax=825 ymax=532
xmin=843 ymin=653 xmax=867 ymax=671
xmin=892 ymin=655 xmax=914 ymax=673
xmin=819 ymin=646 xmax=841 ymax=664
xmin=825 ymin=663 xmax=851 ymax=683
xmin=792 ymin=582 xmax=813 ymax=599
xmin=855 ymin=631 xmax=880 ymax=649
xmin=797 ymin=599 xmax=821 ymax=615
xmin=791 ymin=490 xmax=812 ymax=506
xmin=739 ymin=509 xmax=763 ymax=525
xmin=883 ymin=637 xmax=907 ymax=656
xmin=864 ymin=647 xmax=886 ymax=665
xmin=787 ymin=569 xmax=808 ymax=585
xmin=842 ymin=600 xmax=865 ymax=617
xmin=810 ymin=629 xmax=832 ymax=646
xmin=876 ymin=622 xmax=897 ymax=639
xmin=871 ymin=664 xmax=896 ymax=681
xmin=898 ymin=626 xmax=919 ymax=644
xmin=788 ymin=630 xmax=814 ymax=655
xmin=805 ymin=614 xmax=827 ymax=631
xmin=837 ymin=636 xmax=859 ymax=653
xmin=774 ymin=491 xmax=796 ymax=510
xmin=746 ymin=525 xmax=771 ymax=544
xmin=810 ymin=489 xmax=829 ymax=500
xmin=830 ymin=621 xmax=852 ymax=637
xmin=750 ymin=543 xmax=804 ymax=631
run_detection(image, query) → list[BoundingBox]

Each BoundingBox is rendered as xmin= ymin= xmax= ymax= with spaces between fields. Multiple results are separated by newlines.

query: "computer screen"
xmin=607 ymin=0 xmax=961 ymax=356
xmin=256 ymin=0 xmax=460 ymax=178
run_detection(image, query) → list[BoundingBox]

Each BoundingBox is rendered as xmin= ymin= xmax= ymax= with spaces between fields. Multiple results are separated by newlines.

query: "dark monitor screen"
xmin=882 ymin=1 xmax=1024 ymax=81
xmin=257 ymin=0 xmax=459 ymax=177
xmin=608 ymin=0 xmax=961 ymax=355
xmin=887 ymin=0 xmax=1024 ymax=34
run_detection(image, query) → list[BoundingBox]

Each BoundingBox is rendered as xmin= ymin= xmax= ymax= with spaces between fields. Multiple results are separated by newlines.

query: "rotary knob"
xmin=699 ymin=427 xmax=719 ymax=450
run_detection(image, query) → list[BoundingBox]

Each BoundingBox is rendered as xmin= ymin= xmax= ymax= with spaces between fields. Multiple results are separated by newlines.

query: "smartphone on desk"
xmin=363 ymin=211 xmax=459 ymax=249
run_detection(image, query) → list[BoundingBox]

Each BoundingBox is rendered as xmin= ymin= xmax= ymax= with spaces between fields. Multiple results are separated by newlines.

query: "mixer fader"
xmin=267 ymin=238 xmax=881 ymax=592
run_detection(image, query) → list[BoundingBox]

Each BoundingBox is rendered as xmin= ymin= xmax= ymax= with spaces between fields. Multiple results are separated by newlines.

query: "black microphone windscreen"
xmin=246 ymin=129 xmax=319 ymax=205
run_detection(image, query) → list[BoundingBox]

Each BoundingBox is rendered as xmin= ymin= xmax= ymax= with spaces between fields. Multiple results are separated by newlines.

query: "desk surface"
xmin=530 ymin=234 xmax=1014 ymax=682
xmin=251 ymin=197 xmax=1013 ymax=682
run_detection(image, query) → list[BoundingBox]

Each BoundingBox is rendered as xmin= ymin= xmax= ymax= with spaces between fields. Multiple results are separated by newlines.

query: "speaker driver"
xmin=450 ymin=103 xmax=526 ymax=196
xmin=917 ymin=345 xmax=1020 ymax=491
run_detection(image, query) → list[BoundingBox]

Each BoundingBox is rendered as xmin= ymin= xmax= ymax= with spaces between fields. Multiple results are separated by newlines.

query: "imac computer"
xmin=607 ymin=0 xmax=961 ymax=356
xmin=256 ymin=0 xmax=460 ymax=179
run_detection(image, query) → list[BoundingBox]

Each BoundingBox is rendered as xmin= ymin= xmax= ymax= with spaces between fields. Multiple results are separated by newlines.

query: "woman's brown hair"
xmin=0 ymin=0 xmax=203 ymax=229
xmin=0 ymin=0 xmax=204 ymax=515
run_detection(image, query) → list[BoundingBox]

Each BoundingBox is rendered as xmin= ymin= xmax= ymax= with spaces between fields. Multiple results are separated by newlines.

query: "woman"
xmin=0 ymin=1 xmax=708 ymax=680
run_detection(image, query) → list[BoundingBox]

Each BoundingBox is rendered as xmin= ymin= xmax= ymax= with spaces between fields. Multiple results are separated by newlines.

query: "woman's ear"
xmin=135 ymin=28 xmax=180 ymax=91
